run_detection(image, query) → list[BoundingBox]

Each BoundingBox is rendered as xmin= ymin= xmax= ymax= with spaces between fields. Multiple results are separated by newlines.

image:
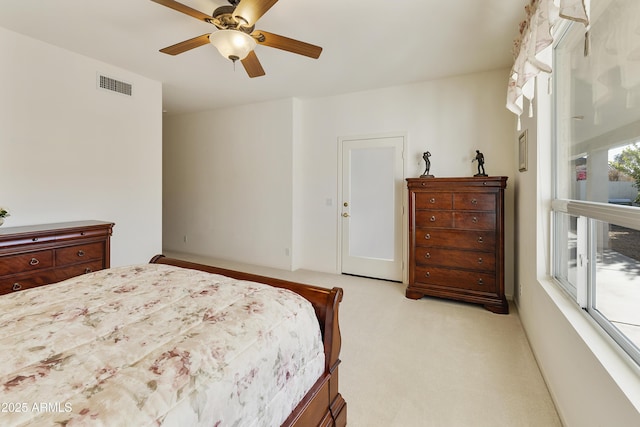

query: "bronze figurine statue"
xmin=472 ymin=150 xmax=487 ymax=177
xmin=421 ymin=151 xmax=434 ymax=178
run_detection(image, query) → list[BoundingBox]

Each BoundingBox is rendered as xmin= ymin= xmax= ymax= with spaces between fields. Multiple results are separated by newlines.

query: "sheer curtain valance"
xmin=506 ymin=0 xmax=591 ymax=129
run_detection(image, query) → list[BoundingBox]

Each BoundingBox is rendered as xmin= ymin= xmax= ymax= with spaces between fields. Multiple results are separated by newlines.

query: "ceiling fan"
xmin=150 ymin=0 xmax=323 ymax=78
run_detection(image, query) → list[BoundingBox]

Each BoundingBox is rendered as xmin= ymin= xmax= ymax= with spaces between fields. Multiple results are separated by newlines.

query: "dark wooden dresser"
xmin=406 ymin=177 xmax=508 ymax=314
xmin=0 ymin=220 xmax=114 ymax=295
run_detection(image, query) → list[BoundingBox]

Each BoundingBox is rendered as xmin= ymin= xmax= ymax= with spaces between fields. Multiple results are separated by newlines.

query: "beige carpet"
xmin=163 ymin=252 xmax=562 ymax=426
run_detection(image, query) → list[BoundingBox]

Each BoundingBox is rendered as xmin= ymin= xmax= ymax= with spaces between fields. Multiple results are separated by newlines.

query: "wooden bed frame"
xmin=150 ymin=255 xmax=347 ymax=427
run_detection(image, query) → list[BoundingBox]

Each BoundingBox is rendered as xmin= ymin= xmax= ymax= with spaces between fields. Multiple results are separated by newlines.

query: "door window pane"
xmin=349 ymin=147 xmax=395 ymax=260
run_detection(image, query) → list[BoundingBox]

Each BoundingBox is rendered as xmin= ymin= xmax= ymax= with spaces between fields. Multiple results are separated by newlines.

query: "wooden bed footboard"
xmin=149 ymin=255 xmax=347 ymax=426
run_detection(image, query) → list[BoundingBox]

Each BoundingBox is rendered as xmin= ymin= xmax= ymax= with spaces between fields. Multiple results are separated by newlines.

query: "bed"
xmin=0 ymin=255 xmax=347 ymax=426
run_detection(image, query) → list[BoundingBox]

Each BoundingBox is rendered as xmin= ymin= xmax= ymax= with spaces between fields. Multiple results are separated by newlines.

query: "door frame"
xmin=336 ymin=132 xmax=408 ymax=283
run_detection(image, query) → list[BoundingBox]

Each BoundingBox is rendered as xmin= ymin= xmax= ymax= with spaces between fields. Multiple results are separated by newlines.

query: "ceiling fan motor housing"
xmin=211 ymin=5 xmax=254 ymax=33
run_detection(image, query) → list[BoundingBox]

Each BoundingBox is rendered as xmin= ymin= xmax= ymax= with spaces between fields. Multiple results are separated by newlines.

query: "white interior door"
xmin=340 ymin=136 xmax=404 ymax=281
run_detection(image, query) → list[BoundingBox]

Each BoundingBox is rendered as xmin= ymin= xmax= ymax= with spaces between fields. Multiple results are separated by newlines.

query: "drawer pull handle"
xmin=12 ymin=283 xmax=22 ymax=291
xmin=478 ymin=257 xmax=483 ymax=264
xmin=478 ymin=278 xmax=484 ymax=285
xmin=425 ymin=272 xmax=430 ymax=278
xmin=29 ymin=258 xmax=39 ymax=266
xmin=477 ymin=236 xmax=484 ymax=243
xmin=429 ymin=197 xmax=436 ymax=204
xmin=425 ymin=252 xmax=431 ymax=259
xmin=77 ymin=250 xmax=85 ymax=257
xmin=424 ymin=233 xmax=431 ymax=240
xmin=85 ymin=268 xmax=93 ymax=274
xmin=430 ymin=216 xmax=436 ymax=222
xmin=471 ymin=198 xmax=478 ymax=205
xmin=32 ymin=237 xmax=39 ymax=242
xmin=472 ymin=216 xmax=478 ymax=223
xmin=81 ymin=231 xmax=85 ymax=236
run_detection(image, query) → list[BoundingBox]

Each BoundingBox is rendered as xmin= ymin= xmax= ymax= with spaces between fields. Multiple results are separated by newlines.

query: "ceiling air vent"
xmin=97 ymin=74 xmax=132 ymax=96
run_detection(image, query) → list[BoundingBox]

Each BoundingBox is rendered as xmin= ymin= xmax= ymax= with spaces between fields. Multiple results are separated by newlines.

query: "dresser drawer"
xmin=56 ymin=242 xmax=104 ymax=266
xmin=416 ymin=229 xmax=496 ymax=251
xmin=453 ymin=212 xmax=496 ymax=230
xmin=55 ymin=260 xmax=104 ymax=282
xmin=56 ymin=228 xmax=111 ymax=242
xmin=414 ymin=266 xmax=496 ymax=292
xmin=0 ymin=271 xmax=57 ymax=295
xmin=415 ymin=211 xmax=453 ymax=228
xmin=0 ymin=234 xmax=56 ymax=250
xmin=453 ymin=193 xmax=496 ymax=211
xmin=415 ymin=193 xmax=452 ymax=209
xmin=0 ymin=250 xmax=54 ymax=276
xmin=415 ymin=247 xmax=495 ymax=272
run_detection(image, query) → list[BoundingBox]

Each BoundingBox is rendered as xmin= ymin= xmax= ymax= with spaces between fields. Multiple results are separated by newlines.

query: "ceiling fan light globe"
xmin=209 ymin=30 xmax=256 ymax=61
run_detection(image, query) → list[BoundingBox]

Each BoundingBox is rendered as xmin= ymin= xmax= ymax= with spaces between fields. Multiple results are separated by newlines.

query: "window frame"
xmin=551 ymin=11 xmax=640 ymax=367
xmin=551 ymin=200 xmax=640 ymax=366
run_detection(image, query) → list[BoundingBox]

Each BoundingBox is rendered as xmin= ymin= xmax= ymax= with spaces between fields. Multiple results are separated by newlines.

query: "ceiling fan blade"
xmin=160 ymin=34 xmax=211 ymax=55
xmin=252 ymin=31 xmax=322 ymax=59
xmin=241 ymin=50 xmax=266 ymax=78
xmin=233 ymin=0 xmax=278 ymax=27
xmin=150 ymin=0 xmax=213 ymax=23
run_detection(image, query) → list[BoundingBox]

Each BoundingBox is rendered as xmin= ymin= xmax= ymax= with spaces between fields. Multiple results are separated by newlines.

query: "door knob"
xmin=342 ymin=212 xmax=350 ymax=217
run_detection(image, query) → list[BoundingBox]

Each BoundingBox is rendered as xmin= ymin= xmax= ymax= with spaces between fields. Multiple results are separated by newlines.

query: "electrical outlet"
xmin=519 ymin=282 xmax=523 ymax=298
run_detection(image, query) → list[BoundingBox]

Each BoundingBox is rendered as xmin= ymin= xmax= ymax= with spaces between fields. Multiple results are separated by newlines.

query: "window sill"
xmin=536 ymin=275 xmax=640 ymax=412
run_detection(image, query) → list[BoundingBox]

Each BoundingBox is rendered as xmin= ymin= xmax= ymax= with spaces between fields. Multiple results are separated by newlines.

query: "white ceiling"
xmin=0 ymin=0 xmax=527 ymax=115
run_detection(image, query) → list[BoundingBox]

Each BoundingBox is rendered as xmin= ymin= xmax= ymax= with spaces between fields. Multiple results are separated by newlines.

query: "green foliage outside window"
xmin=610 ymin=143 xmax=640 ymax=203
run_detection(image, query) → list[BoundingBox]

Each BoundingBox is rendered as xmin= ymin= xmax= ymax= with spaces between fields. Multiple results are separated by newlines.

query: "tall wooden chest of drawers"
xmin=0 ymin=221 xmax=114 ymax=295
xmin=406 ymin=177 xmax=508 ymax=314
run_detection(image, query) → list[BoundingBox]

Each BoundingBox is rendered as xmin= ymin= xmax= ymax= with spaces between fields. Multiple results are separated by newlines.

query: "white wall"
xmin=163 ymin=69 xmax=517 ymax=296
xmin=515 ymin=73 xmax=640 ymax=425
xmin=163 ymin=99 xmax=295 ymax=270
xmin=0 ymin=27 xmax=162 ymax=266
xmin=299 ymin=69 xmax=516 ymax=294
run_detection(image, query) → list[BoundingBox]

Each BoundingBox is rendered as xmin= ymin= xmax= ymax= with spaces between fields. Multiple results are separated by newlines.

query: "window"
xmin=553 ymin=0 xmax=640 ymax=365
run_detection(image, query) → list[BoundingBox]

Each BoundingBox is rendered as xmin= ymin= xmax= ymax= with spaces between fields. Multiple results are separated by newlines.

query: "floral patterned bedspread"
xmin=0 ymin=264 xmax=325 ymax=426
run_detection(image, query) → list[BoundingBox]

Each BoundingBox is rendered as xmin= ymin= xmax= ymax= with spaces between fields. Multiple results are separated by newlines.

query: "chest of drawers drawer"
xmin=453 ymin=193 xmax=496 ymax=211
xmin=415 ymin=211 xmax=495 ymax=230
xmin=415 ymin=211 xmax=453 ymax=228
xmin=415 ymin=247 xmax=496 ymax=272
xmin=415 ymin=192 xmax=453 ymax=209
xmin=414 ymin=266 xmax=497 ymax=293
xmin=416 ymin=229 xmax=496 ymax=251
xmin=453 ymin=212 xmax=496 ymax=230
